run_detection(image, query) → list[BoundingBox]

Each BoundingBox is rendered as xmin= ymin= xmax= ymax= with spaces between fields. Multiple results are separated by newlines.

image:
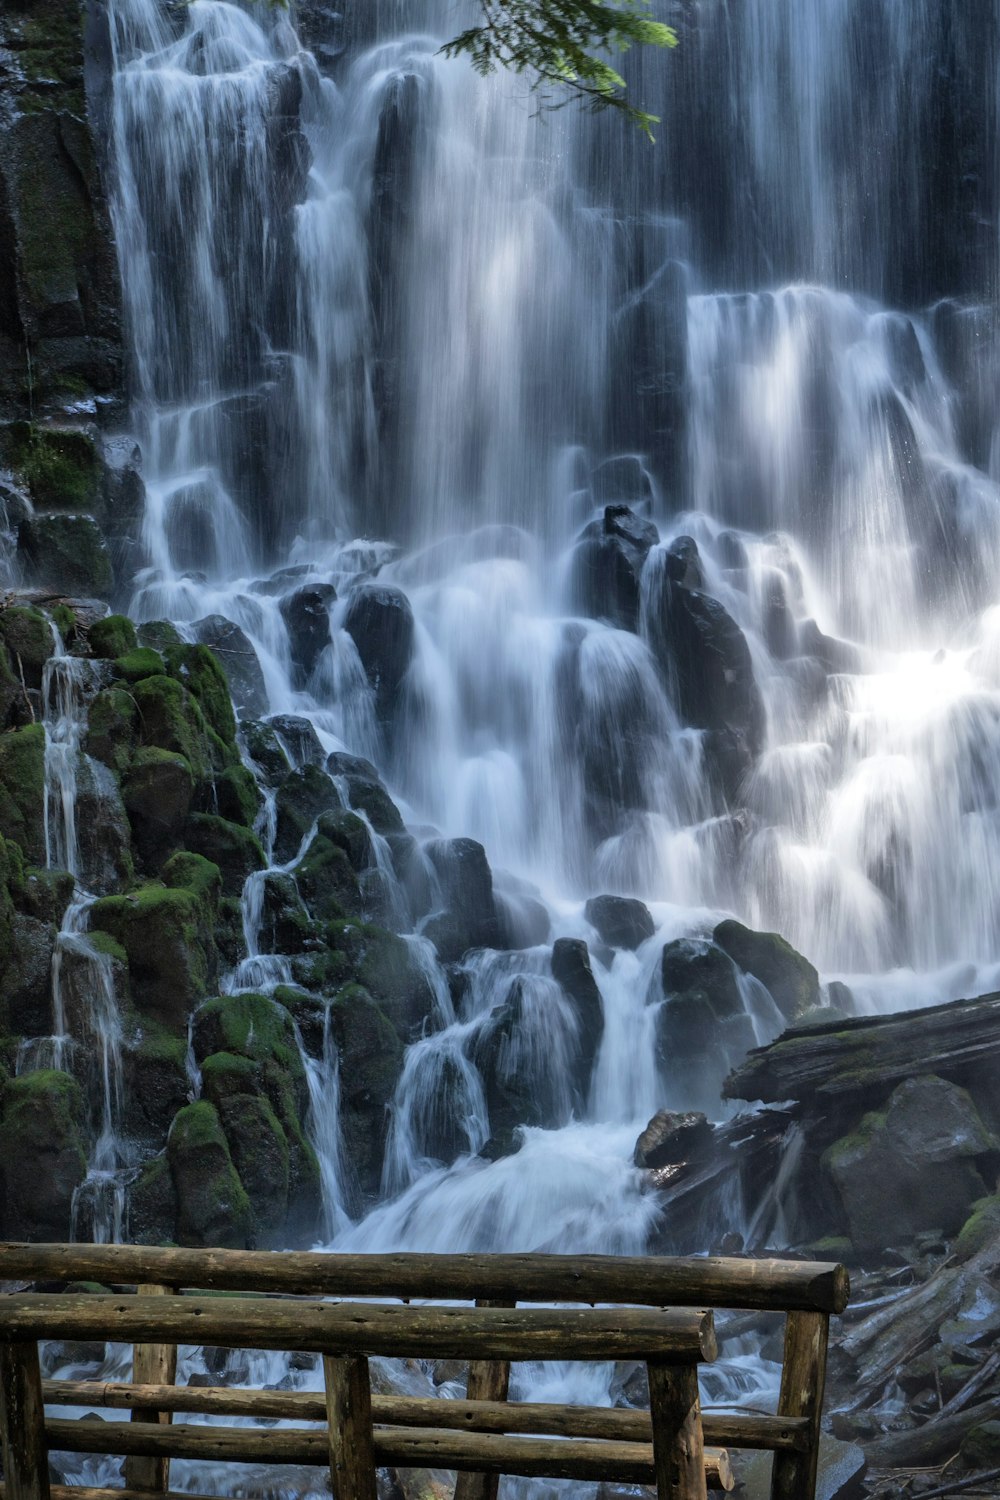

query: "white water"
xmin=66 ymin=0 xmax=1000 ymax=1473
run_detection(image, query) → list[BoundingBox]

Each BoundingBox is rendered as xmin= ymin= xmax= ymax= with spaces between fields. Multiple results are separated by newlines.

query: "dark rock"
xmin=122 ymin=1032 xmax=190 ymax=1153
xmin=592 ymin=455 xmax=655 ymax=507
xmin=664 ymin=535 xmax=704 ymax=590
xmin=798 ymin=619 xmax=862 ymax=675
xmin=661 ymin=938 xmax=743 ymax=1017
xmin=713 ymin=918 xmax=820 ymax=1023
xmin=472 ymin=978 xmax=571 ymax=1136
xmin=634 ymin=1110 xmax=714 ymax=1169
xmin=585 ymin=893 xmax=655 ymax=951
xmin=424 ymin=837 xmax=501 ymax=961
xmin=822 ymin=1076 xmax=998 ymax=1252
xmin=74 ymin=753 xmax=132 ymax=894
xmin=167 ymin=1100 xmax=251 ymax=1249
xmin=20 ymin=513 xmax=112 ymax=598
xmin=655 ymin=939 xmax=756 ymax=1110
xmin=604 ymin=504 xmax=659 ymax=555
xmin=122 ymin=748 xmax=194 ymax=866
xmin=4 ymin=913 xmax=56 ymax=1037
xmin=267 ymin=714 xmax=325 ymax=768
xmin=0 ymin=1071 xmax=87 ymax=1241
xmin=327 ymin=751 xmax=405 ymax=835
xmin=193 ymin=615 xmax=268 ymax=718
xmin=273 ymin=763 xmax=341 ymax=864
xmin=329 ymin=986 xmax=405 ymax=1206
xmin=551 ymin=937 xmax=605 ymax=1104
xmin=280 ymin=584 xmax=336 ymax=688
xmin=569 ymin=529 xmax=643 ymax=631
xmin=344 ymin=583 xmax=415 ymax=723
xmin=184 ymin=813 xmax=266 ymax=897
xmin=495 ymin=888 xmax=551 ymax=950
xmin=295 ymin=808 xmax=372 ymax=921
xmin=240 ymin=719 xmax=291 ymax=784
xmin=128 ymin=1154 xmax=178 ymax=1245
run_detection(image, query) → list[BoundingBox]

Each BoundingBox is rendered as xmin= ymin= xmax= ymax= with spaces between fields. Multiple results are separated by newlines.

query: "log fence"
xmin=0 ymin=1244 xmax=849 ymax=1500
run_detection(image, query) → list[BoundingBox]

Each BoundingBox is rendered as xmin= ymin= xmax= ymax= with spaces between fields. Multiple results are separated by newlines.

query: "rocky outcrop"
xmin=569 ymin=503 xmax=659 ymax=632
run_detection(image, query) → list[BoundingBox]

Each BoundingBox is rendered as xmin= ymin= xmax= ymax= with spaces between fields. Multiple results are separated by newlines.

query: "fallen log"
xmin=866 ymin=1397 xmax=1000 ymax=1469
xmin=724 ymin=991 xmax=1000 ymax=1108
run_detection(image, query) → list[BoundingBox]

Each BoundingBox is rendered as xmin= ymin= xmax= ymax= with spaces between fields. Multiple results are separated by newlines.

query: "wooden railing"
xmin=0 ymin=1244 xmax=849 ymax=1500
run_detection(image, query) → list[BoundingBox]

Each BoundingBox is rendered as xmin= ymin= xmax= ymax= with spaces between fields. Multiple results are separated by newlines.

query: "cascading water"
xmin=78 ymin=0 xmax=1000 ymax=1479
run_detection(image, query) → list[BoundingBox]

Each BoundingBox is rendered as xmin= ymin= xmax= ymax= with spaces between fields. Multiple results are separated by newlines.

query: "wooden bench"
xmin=0 ymin=1244 xmax=850 ymax=1500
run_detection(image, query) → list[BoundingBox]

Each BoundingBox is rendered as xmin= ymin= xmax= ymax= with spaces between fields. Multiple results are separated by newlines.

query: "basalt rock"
xmin=329 ymin=985 xmax=404 ymax=1206
xmin=569 ymin=504 xmax=658 ymax=633
xmin=424 ymin=837 xmax=501 ymax=961
xmin=0 ymin=1071 xmax=88 ymax=1241
xmin=122 ymin=1030 xmax=190 ymax=1154
xmin=551 ymin=937 xmax=605 ymax=1103
xmin=327 ymin=751 xmax=405 ymax=835
xmin=656 ymin=938 xmax=756 ymax=1111
xmin=167 ymin=1100 xmax=252 ymax=1249
xmin=344 ymin=583 xmax=415 ymax=724
xmin=193 ymin=614 xmax=268 ymax=719
xmin=585 ymin=893 xmax=655 ymax=951
xmin=280 ymin=583 xmax=336 ymax=688
xmin=713 ymin=918 xmax=820 ymax=1023
xmin=273 ymin=762 xmax=341 ymax=863
xmin=267 ymin=713 xmax=325 ymax=768
xmin=634 ymin=1110 xmax=715 ymax=1170
xmin=19 ymin=513 xmax=113 ymax=598
xmin=0 ymin=722 xmax=46 ymax=863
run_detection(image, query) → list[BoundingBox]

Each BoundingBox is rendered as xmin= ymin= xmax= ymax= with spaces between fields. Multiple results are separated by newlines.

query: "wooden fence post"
xmin=647 ymin=1359 xmax=707 ymax=1500
xmin=769 ymin=1310 xmax=830 ymax=1500
xmin=0 ymin=1340 xmax=51 ymax=1500
xmin=453 ymin=1298 xmax=513 ymax=1500
xmin=124 ymin=1284 xmax=178 ymax=1494
xmin=324 ymin=1355 xmax=377 ymax=1500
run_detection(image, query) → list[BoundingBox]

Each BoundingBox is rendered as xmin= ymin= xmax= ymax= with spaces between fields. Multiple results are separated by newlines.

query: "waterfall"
xmin=90 ymin=0 xmax=1000 ymax=1465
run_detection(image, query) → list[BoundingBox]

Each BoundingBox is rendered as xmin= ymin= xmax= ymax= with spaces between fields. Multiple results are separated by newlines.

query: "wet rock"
xmin=0 ymin=603 xmax=55 ymax=688
xmin=3 ymin=913 xmax=56 ymax=1036
xmin=569 ymin=504 xmax=658 ymax=633
xmin=798 ymin=619 xmax=861 ymax=675
xmin=664 ymin=534 xmax=704 ymax=590
xmin=661 ymin=938 xmax=744 ymax=1017
xmin=122 ymin=1031 xmax=190 ymax=1153
xmin=122 ymin=748 xmax=194 ymax=866
xmin=327 ymin=751 xmax=405 ymax=835
xmin=273 ymin=763 xmax=341 ymax=863
xmin=634 ymin=1110 xmax=714 ymax=1169
xmin=585 ymin=893 xmax=655 ymax=951
xmin=655 ymin=939 xmax=755 ymax=1110
xmin=280 ymin=584 xmax=336 ymax=688
xmin=214 ymin=1093 xmax=291 ymax=1246
xmin=184 ymin=813 xmax=266 ymax=897
xmin=551 ymin=937 xmax=605 ymax=1102
xmin=268 ymin=713 xmax=325 ymax=768
xmin=167 ymin=1100 xmax=252 ymax=1249
xmin=591 ymin=455 xmax=655 ymax=507
xmin=129 ymin=1154 xmax=178 ymax=1245
xmin=472 ymin=979 xmax=567 ymax=1135
xmin=88 ymin=613 xmax=136 ymax=660
xmin=762 ymin=567 xmax=797 ymax=659
xmin=424 ymin=837 xmax=501 ymax=961
xmin=193 ymin=615 xmax=268 ymax=718
xmin=0 ymin=722 xmax=46 ymax=862
xmin=295 ymin=808 xmax=372 ymax=920
xmin=953 ymin=1193 xmax=1000 ymax=1262
xmin=713 ymin=918 xmax=819 ymax=1023
xmin=0 ymin=1071 xmax=87 ymax=1241
xmin=241 ymin=719 xmax=292 ymax=783
xmin=74 ymin=753 xmax=132 ymax=894
xmin=823 ymin=1076 xmax=999 ymax=1251
xmin=344 ymin=583 xmax=415 ymax=723
xmin=738 ymin=1434 xmax=865 ymax=1500
xmin=20 ymin=513 xmax=113 ymax=598
xmin=329 ymin=985 xmax=405 ymax=1205
xmin=495 ymin=887 xmax=551 ymax=950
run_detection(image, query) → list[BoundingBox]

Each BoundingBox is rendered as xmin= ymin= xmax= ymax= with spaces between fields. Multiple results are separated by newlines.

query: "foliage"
xmin=441 ymin=1 xmax=677 ymax=137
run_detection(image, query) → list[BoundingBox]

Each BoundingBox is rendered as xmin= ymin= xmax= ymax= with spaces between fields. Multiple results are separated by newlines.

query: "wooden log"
xmin=770 ymin=1310 xmax=829 ymax=1500
xmin=725 ymin=990 xmax=1000 ymax=1107
xmin=0 ymin=1244 xmax=850 ymax=1314
xmin=324 ymin=1356 xmax=376 ymax=1500
xmin=865 ymin=1397 xmax=1000 ymax=1470
xmin=454 ymin=1297 xmax=513 ymax=1500
xmin=0 ymin=1341 xmax=50 ymax=1500
xmin=41 ymin=1419 xmax=733 ymax=1487
xmin=41 ymin=1381 xmax=810 ymax=1450
xmin=125 ymin=1283 xmax=177 ymax=1494
xmin=0 ymin=1295 xmax=717 ymax=1362
xmin=648 ymin=1360 xmax=707 ymax=1500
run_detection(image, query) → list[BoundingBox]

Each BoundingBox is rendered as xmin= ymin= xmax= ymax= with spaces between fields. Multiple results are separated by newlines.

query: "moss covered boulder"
xmin=85 ymin=685 xmax=139 ymax=774
xmin=91 ymin=857 xmax=221 ymax=1031
xmin=2 ymin=425 xmax=102 ymax=513
xmin=273 ymin=763 xmax=340 ymax=862
xmin=0 ymin=722 xmax=46 ymax=862
xmin=129 ymin=1153 xmax=178 ymax=1245
xmin=2 ymin=912 xmax=56 ymax=1037
xmin=295 ymin=809 xmax=373 ymax=920
xmin=953 ymin=1193 xmax=1000 ymax=1262
xmin=291 ymin=917 xmax=436 ymax=1042
xmin=183 ymin=813 xmax=265 ymax=897
xmin=0 ymin=1071 xmax=87 ymax=1239
xmin=713 ymin=919 xmax=820 ymax=1023
xmin=329 ymin=986 xmax=404 ymax=1203
xmin=122 ymin=1029 xmax=191 ymax=1153
xmin=122 ymin=747 xmax=195 ymax=865
xmin=0 ymin=603 xmax=53 ymax=689
xmin=167 ymin=1100 xmax=252 ymax=1248
xmin=20 ymin=513 xmax=113 ymax=598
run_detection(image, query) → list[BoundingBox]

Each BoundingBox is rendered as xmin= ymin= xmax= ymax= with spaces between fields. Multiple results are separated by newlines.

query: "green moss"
xmin=86 ymin=686 xmax=139 ymax=773
xmin=113 ymin=647 xmax=166 ymax=684
xmin=91 ymin=876 xmax=218 ymax=1032
xmin=164 ymin=644 xmax=238 ymax=750
xmin=0 ymin=1069 xmax=88 ymax=1239
xmin=194 ymin=993 xmax=299 ymax=1070
xmin=953 ymin=1193 xmax=1000 ymax=1262
xmin=90 ymin=615 xmax=137 ymax=660
xmin=160 ymin=850 xmax=223 ymax=901
xmin=138 ymin=620 xmax=183 ymax=652
xmin=201 ymin=1050 xmax=260 ymax=1093
xmin=132 ymin=672 xmax=215 ymax=777
xmin=0 ymin=723 xmax=46 ymax=864
xmin=2 ymin=424 xmax=99 ymax=512
xmin=0 ymin=605 xmax=53 ymax=686
xmin=713 ymin=918 xmax=820 ymax=1022
xmin=51 ymin=604 xmax=76 ymax=641
xmin=167 ymin=1100 xmax=252 ymax=1249
xmin=184 ymin=813 xmax=265 ymax=896
xmin=211 ymin=764 xmax=262 ymax=829
xmin=821 ymin=1107 xmax=888 ymax=1173
xmin=85 ymin=929 xmax=128 ymax=966
xmin=21 ymin=514 xmax=113 ymax=599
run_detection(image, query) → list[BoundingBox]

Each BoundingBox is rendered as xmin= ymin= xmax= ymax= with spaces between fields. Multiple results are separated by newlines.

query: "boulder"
xmin=823 ymin=1076 xmax=999 ymax=1251
xmin=280 ymin=584 xmax=336 ymax=687
xmin=634 ymin=1110 xmax=715 ymax=1169
xmin=664 ymin=534 xmax=704 ymax=590
xmin=240 ymin=719 xmax=291 ymax=783
xmin=273 ymin=763 xmax=341 ymax=863
xmin=88 ymin=613 xmax=136 ymax=660
xmin=74 ymin=753 xmax=133 ymax=893
xmin=294 ymin=808 xmax=371 ymax=920
xmin=267 ymin=713 xmax=325 ymax=768
xmin=661 ymin=938 xmax=744 ymax=1017
xmin=344 ymin=583 xmax=415 ymax=722
xmin=193 ymin=615 xmax=268 ymax=718
xmin=472 ymin=979 xmax=570 ymax=1136
xmin=329 ymin=986 xmax=405 ymax=1204
xmin=585 ymin=893 xmax=655 ymax=951
xmin=213 ymin=1093 xmax=291 ymax=1246
xmin=183 ymin=813 xmax=265 ymax=897
xmin=122 ymin=1031 xmax=190 ymax=1153
xmin=569 ymin=504 xmax=658 ymax=633
xmin=713 ymin=918 xmax=819 ymax=1023
xmin=592 ymin=456 xmax=655 ymax=507
xmin=326 ymin=751 xmax=405 ymax=835
xmin=0 ymin=1071 xmax=87 ymax=1241
xmin=551 ymin=937 xmax=605 ymax=1103
xmin=128 ymin=1154 xmax=178 ymax=1245
xmin=0 ymin=723 xmax=46 ymax=863
xmin=0 ymin=603 xmax=54 ymax=688
xmin=122 ymin=747 xmax=195 ymax=866
xmin=424 ymin=837 xmax=501 ymax=961
xmin=3 ymin=913 xmax=56 ymax=1036
xmin=85 ymin=686 xmax=139 ymax=774
xmin=167 ymin=1101 xmax=252 ymax=1249
xmin=655 ymin=939 xmax=756 ymax=1109
xmin=20 ymin=512 xmax=113 ymax=598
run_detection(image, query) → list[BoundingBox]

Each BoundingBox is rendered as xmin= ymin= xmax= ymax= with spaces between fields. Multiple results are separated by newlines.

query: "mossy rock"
xmin=20 ymin=513 xmax=113 ymax=598
xmin=85 ymin=685 xmax=139 ymax=773
xmin=163 ymin=643 xmax=238 ymax=750
xmin=167 ymin=1101 xmax=252 ymax=1249
xmin=203 ymin=763 xmax=261 ymax=830
xmin=241 ymin=720 xmax=291 ymax=784
xmin=16 ymin=866 xmax=74 ymax=925
xmin=329 ymin=985 xmax=404 ymax=1203
xmin=962 ymin=1419 xmax=1000 ymax=1470
xmin=192 ymin=993 xmax=301 ymax=1072
xmin=295 ymin=811 xmax=370 ymax=920
xmin=953 ymin=1193 xmax=1000 ymax=1262
xmin=161 ymin=849 xmax=223 ymax=900
xmin=184 ymin=813 xmax=265 ymax=896
xmin=112 ymin=647 xmax=166 ymax=684
xmin=2 ymin=912 xmax=56 ymax=1037
xmin=122 ymin=747 xmax=195 ymax=864
xmin=273 ymin=764 xmax=340 ymax=862
xmin=0 ymin=642 xmax=20 ymax=731
xmin=2 ymin=425 xmax=100 ymax=513
xmin=288 ymin=916 xmax=435 ymax=1041
xmin=132 ymin=673 xmax=215 ymax=777
xmin=0 ymin=723 xmax=46 ymax=863
xmin=122 ymin=1029 xmax=190 ymax=1153
xmin=0 ymin=604 xmax=53 ymax=689
xmin=128 ymin=1153 xmax=178 ymax=1245
xmin=213 ymin=1093 xmax=291 ymax=1245
xmin=91 ymin=876 xmax=219 ymax=1032
xmin=89 ymin=614 xmax=137 ymax=659
xmin=327 ymin=753 xmax=405 ymax=836
xmin=713 ymin=918 xmax=820 ymax=1022
xmin=0 ymin=1070 xmax=87 ymax=1240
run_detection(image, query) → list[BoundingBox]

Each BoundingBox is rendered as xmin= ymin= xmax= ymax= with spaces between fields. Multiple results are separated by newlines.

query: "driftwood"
xmin=865 ymin=1397 xmax=1000 ymax=1468
xmin=725 ymin=991 xmax=1000 ymax=1107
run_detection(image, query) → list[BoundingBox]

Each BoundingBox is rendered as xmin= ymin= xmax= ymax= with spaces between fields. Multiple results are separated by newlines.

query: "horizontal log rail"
xmin=0 ymin=1246 xmax=849 ymax=1500
xmin=0 ymin=1243 xmax=850 ymax=1313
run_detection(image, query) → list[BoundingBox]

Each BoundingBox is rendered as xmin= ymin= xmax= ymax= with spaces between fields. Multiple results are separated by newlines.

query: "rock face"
xmin=0 ymin=1071 xmax=87 ymax=1240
